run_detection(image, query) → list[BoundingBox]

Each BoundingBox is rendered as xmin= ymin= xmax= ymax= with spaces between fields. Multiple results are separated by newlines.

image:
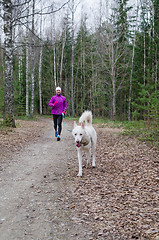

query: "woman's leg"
xmin=57 ymin=115 xmax=63 ymax=136
xmin=53 ymin=115 xmax=58 ymax=133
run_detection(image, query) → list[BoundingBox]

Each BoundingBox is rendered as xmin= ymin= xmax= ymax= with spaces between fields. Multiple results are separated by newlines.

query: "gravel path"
xmin=0 ymin=119 xmax=90 ymax=240
xmin=0 ymin=118 xmax=159 ymax=240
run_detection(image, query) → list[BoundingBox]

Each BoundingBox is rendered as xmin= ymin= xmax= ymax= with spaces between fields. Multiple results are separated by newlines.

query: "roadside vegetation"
xmin=0 ymin=113 xmax=158 ymax=148
xmin=93 ymin=117 xmax=159 ymax=147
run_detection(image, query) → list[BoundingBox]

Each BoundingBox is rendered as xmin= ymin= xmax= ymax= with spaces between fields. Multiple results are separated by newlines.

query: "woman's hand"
xmin=53 ymin=101 xmax=58 ymax=106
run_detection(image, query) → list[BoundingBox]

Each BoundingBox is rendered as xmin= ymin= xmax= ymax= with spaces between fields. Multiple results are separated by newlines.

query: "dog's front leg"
xmin=77 ymin=149 xmax=82 ymax=176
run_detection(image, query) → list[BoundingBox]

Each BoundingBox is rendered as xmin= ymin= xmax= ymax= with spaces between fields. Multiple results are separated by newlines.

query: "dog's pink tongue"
xmin=76 ymin=142 xmax=81 ymax=148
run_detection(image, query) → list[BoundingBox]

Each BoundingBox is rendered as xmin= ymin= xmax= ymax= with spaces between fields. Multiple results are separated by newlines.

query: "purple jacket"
xmin=48 ymin=94 xmax=67 ymax=115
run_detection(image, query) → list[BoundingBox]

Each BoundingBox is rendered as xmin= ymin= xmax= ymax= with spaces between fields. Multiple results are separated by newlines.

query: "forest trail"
xmin=0 ymin=118 xmax=90 ymax=240
xmin=0 ymin=118 xmax=159 ymax=240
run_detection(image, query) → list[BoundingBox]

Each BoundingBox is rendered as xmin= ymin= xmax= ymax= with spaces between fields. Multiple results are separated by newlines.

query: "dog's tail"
xmin=79 ymin=111 xmax=92 ymax=126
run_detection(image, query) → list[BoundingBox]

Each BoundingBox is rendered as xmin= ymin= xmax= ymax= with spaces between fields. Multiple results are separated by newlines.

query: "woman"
xmin=48 ymin=87 xmax=67 ymax=141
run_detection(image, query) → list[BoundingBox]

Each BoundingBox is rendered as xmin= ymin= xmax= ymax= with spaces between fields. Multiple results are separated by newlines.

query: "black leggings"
xmin=53 ymin=114 xmax=63 ymax=135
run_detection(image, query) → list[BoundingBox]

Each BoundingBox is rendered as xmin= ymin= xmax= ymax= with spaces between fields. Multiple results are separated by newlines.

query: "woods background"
xmin=0 ymin=0 xmax=158 ymax=127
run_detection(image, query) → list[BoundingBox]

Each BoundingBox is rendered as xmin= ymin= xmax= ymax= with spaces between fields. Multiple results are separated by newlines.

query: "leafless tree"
xmin=60 ymin=15 xmax=67 ymax=87
xmin=38 ymin=3 xmax=43 ymax=115
xmin=30 ymin=0 xmax=35 ymax=118
xmin=128 ymin=1 xmax=139 ymax=121
xmin=3 ymin=0 xmax=15 ymax=127
xmin=26 ymin=1 xmax=29 ymax=117
xmin=71 ymin=0 xmax=75 ymax=116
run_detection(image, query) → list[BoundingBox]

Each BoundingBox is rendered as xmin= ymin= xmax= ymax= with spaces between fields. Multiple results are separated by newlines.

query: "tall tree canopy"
xmin=0 ymin=0 xmax=158 ymax=127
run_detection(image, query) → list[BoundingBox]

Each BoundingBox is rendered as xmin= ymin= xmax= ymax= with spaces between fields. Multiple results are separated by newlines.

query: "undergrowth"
xmin=121 ymin=121 xmax=159 ymax=147
xmin=0 ymin=113 xmax=158 ymax=147
xmin=95 ymin=118 xmax=159 ymax=147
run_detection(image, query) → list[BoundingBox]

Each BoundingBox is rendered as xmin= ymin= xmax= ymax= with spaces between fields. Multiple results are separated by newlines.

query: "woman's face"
xmin=56 ymin=90 xmax=61 ymax=95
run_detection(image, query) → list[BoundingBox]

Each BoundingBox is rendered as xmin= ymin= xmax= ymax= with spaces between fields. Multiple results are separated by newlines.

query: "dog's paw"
xmin=77 ymin=173 xmax=82 ymax=177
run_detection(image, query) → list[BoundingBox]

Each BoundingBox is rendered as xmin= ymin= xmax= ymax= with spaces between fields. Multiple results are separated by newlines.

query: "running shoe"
xmin=57 ymin=135 xmax=60 ymax=141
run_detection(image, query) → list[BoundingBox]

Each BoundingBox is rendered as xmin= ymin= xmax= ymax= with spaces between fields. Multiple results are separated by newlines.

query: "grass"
xmin=0 ymin=114 xmax=40 ymax=132
xmin=92 ymin=117 xmax=124 ymax=128
xmin=14 ymin=115 xmax=40 ymax=121
xmin=67 ymin=116 xmax=158 ymax=147
xmin=86 ymin=117 xmax=159 ymax=147
xmin=121 ymin=120 xmax=159 ymax=147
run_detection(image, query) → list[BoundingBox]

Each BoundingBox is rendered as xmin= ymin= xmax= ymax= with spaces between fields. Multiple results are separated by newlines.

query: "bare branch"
xmin=13 ymin=0 xmax=71 ymax=23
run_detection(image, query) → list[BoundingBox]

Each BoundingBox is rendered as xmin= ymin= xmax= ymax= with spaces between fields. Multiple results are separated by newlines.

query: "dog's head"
xmin=72 ymin=121 xmax=85 ymax=148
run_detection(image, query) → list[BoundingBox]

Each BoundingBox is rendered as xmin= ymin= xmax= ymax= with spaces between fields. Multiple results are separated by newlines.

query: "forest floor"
xmin=0 ymin=117 xmax=159 ymax=240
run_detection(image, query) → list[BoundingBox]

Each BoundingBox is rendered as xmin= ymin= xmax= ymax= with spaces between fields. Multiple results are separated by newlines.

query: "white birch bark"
xmin=128 ymin=2 xmax=138 ymax=121
xmin=3 ymin=0 xmax=15 ymax=127
xmin=111 ymin=41 xmax=116 ymax=121
xmin=39 ymin=46 xmax=43 ymax=115
xmin=26 ymin=2 xmax=29 ymax=117
xmin=128 ymin=32 xmax=136 ymax=121
xmin=38 ymin=6 xmax=43 ymax=115
xmin=0 ymin=4 xmax=4 ymax=80
xmin=30 ymin=0 xmax=35 ymax=117
xmin=152 ymin=3 xmax=158 ymax=116
xmin=17 ymin=0 xmax=22 ymax=96
xmin=18 ymin=54 xmax=22 ymax=96
xmin=53 ymin=43 xmax=56 ymax=87
xmin=108 ymin=23 xmax=116 ymax=120
xmin=71 ymin=0 xmax=75 ymax=116
xmin=60 ymin=20 xmax=66 ymax=86
xmin=51 ymin=3 xmax=56 ymax=88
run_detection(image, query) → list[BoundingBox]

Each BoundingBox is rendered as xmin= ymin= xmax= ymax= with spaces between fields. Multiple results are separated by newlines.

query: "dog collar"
xmin=81 ymin=139 xmax=89 ymax=146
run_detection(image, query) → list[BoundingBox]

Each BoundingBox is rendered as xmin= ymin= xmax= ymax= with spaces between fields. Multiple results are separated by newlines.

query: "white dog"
xmin=72 ymin=111 xmax=97 ymax=176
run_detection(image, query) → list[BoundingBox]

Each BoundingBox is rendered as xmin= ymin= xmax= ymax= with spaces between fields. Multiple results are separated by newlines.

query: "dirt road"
xmin=0 ymin=119 xmax=90 ymax=240
xmin=0 ymin=118 xmax=159 ymax=240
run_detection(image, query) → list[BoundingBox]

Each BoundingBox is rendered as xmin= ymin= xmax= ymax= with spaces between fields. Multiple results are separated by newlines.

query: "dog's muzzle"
xmin=76 ymin=141 xmax=81 ymax=148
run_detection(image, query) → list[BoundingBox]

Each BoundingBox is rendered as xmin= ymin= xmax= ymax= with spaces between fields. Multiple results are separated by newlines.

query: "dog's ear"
xmin=81 ymin=122 xmax=85 ymax=129
xmin=74 ymin=121 xmax=77 ymax=128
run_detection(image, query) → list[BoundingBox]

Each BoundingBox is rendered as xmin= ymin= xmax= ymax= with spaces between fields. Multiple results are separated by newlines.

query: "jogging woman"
xmin=48 ymin=87 xmax=67 ymax=141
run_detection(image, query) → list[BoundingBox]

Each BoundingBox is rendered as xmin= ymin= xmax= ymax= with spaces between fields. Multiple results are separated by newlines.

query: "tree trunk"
xmin=71 ymin=0 xmax=75 ymax=116
xmin=51 ymin=4 xmax=56 ymax=88
xmin=3 ymin=0 xmax=15 ymax=127
xmin=143 ymin=32 xmax=146 ymax=86
xmin=0 ymin=3 xmax=4 ymax=82
xmin=39 ymin=5 xmax=43 ymax=115
xmin=39 ymin=46 xmax=43 ymax=115
xmin=26 ymin=2 xmax=29 ymax=117
xmin=128 ymin=3 xmax=138 ymax=121
xmin=60 ymin=23 xmax=66 ymax=86
xmin=111 ymin=40 xmax=116 ymax=120
xmin=53 ymin=44 xmax=56 ymax=87
xmin=30 ymin=0 xmax=35 ymax=118
xmin=112 ymin=73 xmax=116 ymax=121
xmin=128 ymin=32 xmax=136 ymax=121
xmin=18 ymin=53 xmax=22 ymax=96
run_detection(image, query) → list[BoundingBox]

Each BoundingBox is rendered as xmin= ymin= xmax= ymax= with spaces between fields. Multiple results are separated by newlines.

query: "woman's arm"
xmin=48 ymin=97 xmax=54 ymax=107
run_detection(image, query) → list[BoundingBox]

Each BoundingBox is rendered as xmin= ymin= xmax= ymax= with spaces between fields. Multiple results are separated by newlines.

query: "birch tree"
xmin=3 ymin=0 xmax=15 ymax=127
xmin=38 ymin=4 xmax=43 ymax=115
xmin=30 ymin=0 xmax=35 ymax=118
xmin=128 ymin=2 xmax=139 ymax=121
xmin=26 ymin=2 xmax=29 ymax=117
xmin=60 ymin=16 xmax=67 ymax=86
xmin=109 ymin=28 xmax=117 ymax=120
xmin=71 ymin=0 xmax=75 ymax=116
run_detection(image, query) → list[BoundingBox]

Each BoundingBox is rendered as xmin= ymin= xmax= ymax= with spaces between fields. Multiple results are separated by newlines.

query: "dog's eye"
xmin=80 ymin=133 xmax=82 ymax=136
xmin=75 ymin=133 xmax=77 ymax=136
